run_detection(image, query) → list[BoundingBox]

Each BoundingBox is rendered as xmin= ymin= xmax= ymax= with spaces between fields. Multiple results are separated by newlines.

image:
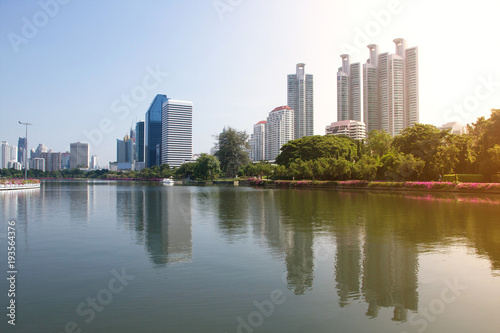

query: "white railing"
xmin=0 ymin=183 xmax=41 ymax=190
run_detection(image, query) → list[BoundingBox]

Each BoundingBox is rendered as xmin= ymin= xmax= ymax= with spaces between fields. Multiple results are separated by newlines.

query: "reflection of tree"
xmin=215 ymin=187 xmax=250 ymax=241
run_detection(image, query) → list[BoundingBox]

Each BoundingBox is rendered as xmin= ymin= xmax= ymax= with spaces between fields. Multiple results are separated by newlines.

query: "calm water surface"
xmin=1 ymin=180 xmax=500 ymax=333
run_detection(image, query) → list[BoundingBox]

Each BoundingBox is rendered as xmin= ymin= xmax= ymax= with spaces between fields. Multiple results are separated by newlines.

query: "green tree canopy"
xmin=193 ymin=154 xmax=221 ymax=180
xmin=214 ymin=127 xmax=250 ymax=177
xmin=392 ymin=124 xmax=448 ymax=180
xmin=367 ymin=130 xmax=393 ymax=157
xmin=469 ymin=109 xmax=500 ymax=177
xmin=275 ymin=135 xmax=357 ymax=167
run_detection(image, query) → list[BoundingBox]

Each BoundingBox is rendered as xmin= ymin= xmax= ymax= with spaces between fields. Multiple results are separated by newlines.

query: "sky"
xmin=1 ymin=0 xmax=499 ymax=166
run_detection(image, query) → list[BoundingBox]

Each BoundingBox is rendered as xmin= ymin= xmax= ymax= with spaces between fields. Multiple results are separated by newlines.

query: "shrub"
xmin=443 ymin=174 xmax=485 ymax=183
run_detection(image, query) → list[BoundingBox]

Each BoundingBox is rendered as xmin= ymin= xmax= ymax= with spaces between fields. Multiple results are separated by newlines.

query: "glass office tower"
xmin=145 ymin=94 xmax=167 ymax=167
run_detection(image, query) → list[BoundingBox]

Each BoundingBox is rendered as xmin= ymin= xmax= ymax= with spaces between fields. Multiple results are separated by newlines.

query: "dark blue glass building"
xmin=145 ymin=94 xmax=167 ymax=167
xmin=135 ymin=121 xmax=145 ymax=163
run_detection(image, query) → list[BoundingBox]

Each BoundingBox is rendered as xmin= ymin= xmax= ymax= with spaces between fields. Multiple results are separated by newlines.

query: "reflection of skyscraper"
xmin=334 ymin=224 xmax=362 ymax=306
xmin=362 ymin=233 xmax=418 ymax=321
xmin=143 ymin=187 xmax=192 ymax=266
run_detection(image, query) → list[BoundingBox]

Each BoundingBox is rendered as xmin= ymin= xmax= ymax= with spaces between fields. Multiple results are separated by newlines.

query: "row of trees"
xmin=237 ymin=109 xmax=500 ymax=181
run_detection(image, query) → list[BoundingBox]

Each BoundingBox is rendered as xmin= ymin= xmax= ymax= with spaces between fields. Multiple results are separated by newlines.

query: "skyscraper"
xmin=18 ymin=137 xmax=27 ymax=167
xmin=135 ymin=121 xmax=145 ymax=163
xmin=265 ymin=106 xmax=294 ymax=161
xmin=90 ymin=155 xmax=99 ymax=169
xmin=70 ymin=142 xmax=89 ymax=169
xmin=117 ymin=134 xmax=134 ymax=163
xmin=161 ymin=99 xmax=193 ymax=167
xmin=145 ymin=94 xmax=167 ymax=167
xmin=250 ymin=121 xmax=266 ymax=162
xmin=362 ymin=39 xmax=419 ymax=136
xmin=288 ymin=63 xmax=314 ymax=139
xmin=337 ymin=55 xmax=361 ymax=122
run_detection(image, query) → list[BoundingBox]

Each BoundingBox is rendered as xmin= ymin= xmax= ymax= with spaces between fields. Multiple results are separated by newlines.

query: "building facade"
xmin=0 ymin=141 xmax=17 ymax=169
xmin=326 ymin=120 xmax=366 ymax=141
xmin=288 ymin=63 xmax=314 ymax=139
xmin=117 ymin=134 xmax=134 ymax=163
xmin=265 ymin=106 xmax=294 ymax=161
xmin=70 ymin=142 xmax=89 ymax=169
xmin=90 ymin=155 xmax=99 ymax=169
xmin=361 ymin=39 xmax=419 ymax=136
xmin=145 ymin=94 xmax=167 ymax=167
xmin=135 ymin=121 xmax=145 ymax=163
xmin=161 ymin=99 xmax=193 ymax=167
xmin=250 ymin=121 xmax=266 ymax=162
xmin=337 ymin=55 xmax=361 ymax=122
xmin=18 ymin=137 xmax=27 ymax=168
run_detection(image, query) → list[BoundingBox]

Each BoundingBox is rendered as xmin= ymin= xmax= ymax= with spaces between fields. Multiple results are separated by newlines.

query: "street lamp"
xmin=18 ymin=121 xmax=32 ymax=180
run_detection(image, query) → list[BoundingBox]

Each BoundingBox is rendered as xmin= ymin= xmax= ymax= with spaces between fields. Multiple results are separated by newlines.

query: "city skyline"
xmin=1 ymin=0 xmax=500 ymax=165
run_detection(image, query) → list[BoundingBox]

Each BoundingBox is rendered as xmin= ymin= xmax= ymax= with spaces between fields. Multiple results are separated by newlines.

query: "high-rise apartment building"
xmin=40 ymin=151 xmax=61 ymax=172
xmin=250 ymin=121 xmax=266 ymax=162
xmin=135 ymin=121 xmax=145 ymax=163
xmin=0 ymin=141 xmax=18 ymax=169
xmin=70 ymin=142 xmax=89 ymax=169
xmin=362 ymin=39 xmax=419 ymax=136
xmin=288 ymin=63 xmax=314 ymax=139
xmin=31 ymin=157 xmax=45 ymax=171
xmin=265 ymin=106 xmax=294 ymax=161
xmin=145 ymin=94 xmax=167 ymax=167
xmin=337 ymin=55 xmax=361 ymax=122
xmin=161 ymin=99 xmax=193 ymax=167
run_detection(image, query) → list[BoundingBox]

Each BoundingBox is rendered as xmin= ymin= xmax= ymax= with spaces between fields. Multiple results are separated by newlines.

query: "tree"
xmin=214 ymin=127 xmax=250 ymax=177
xmin=468 ymin=109 xmax=500 ymax=178
xmin=367 ymin=130 xmax=393 ymax=157
xmin=392 ymin=124 xmax=448 ymax=180
xmin=175 ymin=162 xmax=196 ymax=180
xmin=353 ymin=155 xmax=379 ymax=180
xmin=276 ymin=135 xmax=357 ymax=167
xmin=379 ymin=152 xmax=425 ymax=181
xmin=194 ymin=154 xmax=221 ymax=180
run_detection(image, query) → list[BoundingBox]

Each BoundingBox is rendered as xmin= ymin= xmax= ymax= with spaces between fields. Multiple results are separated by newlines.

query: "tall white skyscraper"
xmin=265 ymin=106 xmax=294 ymax=161
xmin=362 ymin=38 xmax=419 ymax=136
xmin=161 ymin=99 xmax=193 ymax=167
xmin=363 ymin=44 xmax=380 ymax=134
xmin=288 ymin=63 xmax=314 ymax=139
xmin=337 ymin=55 xmax=361 ymax=122
xmin=250 ymin=121 xmax=266 ymax=162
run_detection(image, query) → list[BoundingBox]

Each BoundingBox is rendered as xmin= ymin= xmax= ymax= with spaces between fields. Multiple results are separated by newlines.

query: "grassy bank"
xmin=248 ymin=178 xmax=500 ymax=194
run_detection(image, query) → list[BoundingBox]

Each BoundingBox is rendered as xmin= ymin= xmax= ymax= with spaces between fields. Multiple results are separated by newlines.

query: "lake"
xmin=1 ymin=180 xmax=500 ymax=333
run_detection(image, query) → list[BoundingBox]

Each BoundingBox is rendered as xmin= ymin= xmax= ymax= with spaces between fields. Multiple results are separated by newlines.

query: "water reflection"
xmin=116 ymin=185 xmax=193 ymax=266
xmin=205 ymin=188 xmax=500 ymax=322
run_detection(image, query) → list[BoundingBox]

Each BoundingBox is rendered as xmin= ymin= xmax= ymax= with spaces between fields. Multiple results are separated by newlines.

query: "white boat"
xmin=162 ymin=177 xmax=174 ymax=185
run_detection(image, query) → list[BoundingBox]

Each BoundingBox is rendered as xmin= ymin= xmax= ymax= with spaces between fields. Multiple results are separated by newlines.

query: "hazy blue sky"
xmin=1 ymin=0 xmax=499 ymax=166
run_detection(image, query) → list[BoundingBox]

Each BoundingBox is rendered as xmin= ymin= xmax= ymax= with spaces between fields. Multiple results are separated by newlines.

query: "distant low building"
xmin=31 ymin=157 xmax=45 ymax=171
xmin=326 ymin=120 xmax=366 ymax=140
xmin=438 ymin=122 xmax=467 ymax=135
